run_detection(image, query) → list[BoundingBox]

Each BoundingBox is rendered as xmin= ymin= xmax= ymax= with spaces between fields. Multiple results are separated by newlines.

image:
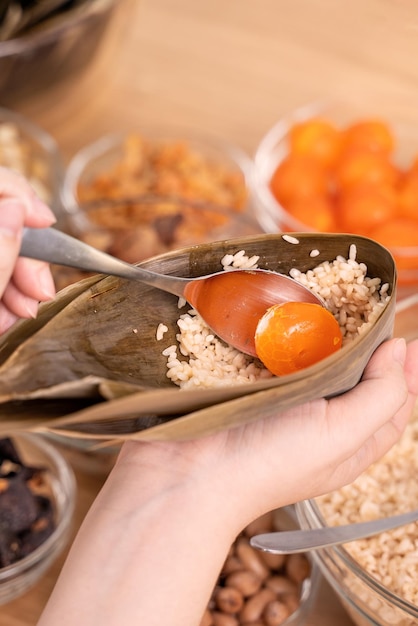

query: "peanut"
xmin=235 ymin=539 xmax=270 ymax=581
xmin=212 ymin=611 xmax=239 ymax=626
xmin=223 ymin=555 xmax=244 ymax=575
xmin=285 ymin=553 xmax=311 ymax=584
xmin=239 ymin=588 xmax=276 ymax=623
xmin=263 ymin=599 xmax=291 ymax=626
xmin=283 ymin=593 xmax=300 ymax=614
xmin=258 ymin=551 xmax=286 ymax=570
xmin=205 ymin=511 xmax=312 ymax=626
xmin=215 ymin=586 xmax=244 ymax=614
xmin=265 ymin=575 xmax=298 ymax=597
xmin=226 ymin=569 xmax=263 ymax=597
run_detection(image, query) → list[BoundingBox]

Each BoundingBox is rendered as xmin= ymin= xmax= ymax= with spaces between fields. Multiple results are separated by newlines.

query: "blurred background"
xmin=3 ymin=0 xmax=417 ymax=156
xmin=2 ymin=1 xmax=418 ymax=624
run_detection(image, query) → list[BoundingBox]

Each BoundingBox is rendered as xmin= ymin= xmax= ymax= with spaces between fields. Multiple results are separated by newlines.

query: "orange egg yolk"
xmin=255 ymin=302 xmax=343 ymax=376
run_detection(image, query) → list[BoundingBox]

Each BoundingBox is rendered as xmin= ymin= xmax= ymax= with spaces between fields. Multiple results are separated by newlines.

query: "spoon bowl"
xmin=20 ymin=227 xmax=323 ymax=355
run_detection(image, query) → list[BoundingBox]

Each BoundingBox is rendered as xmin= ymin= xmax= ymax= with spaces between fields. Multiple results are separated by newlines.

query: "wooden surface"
xmin=3 ymin=0 xmax=418 ymax=623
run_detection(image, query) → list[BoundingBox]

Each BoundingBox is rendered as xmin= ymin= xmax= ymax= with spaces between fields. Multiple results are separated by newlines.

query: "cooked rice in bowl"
xmin=159 ymin=241 xmax=390 ymax=389
xmin=295 ymin=402 xmax=418 ymax=625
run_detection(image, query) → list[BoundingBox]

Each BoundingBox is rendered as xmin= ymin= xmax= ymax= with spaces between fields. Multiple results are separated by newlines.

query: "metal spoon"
xmin=250 ymin=508 xmax=418 ymax=554
xmin=20 ymin=227 xmax=323 ymax=356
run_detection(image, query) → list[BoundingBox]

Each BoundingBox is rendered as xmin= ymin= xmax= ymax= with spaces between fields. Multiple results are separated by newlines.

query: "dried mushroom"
xmin=0 ymin=438 xmax=55 ymax=568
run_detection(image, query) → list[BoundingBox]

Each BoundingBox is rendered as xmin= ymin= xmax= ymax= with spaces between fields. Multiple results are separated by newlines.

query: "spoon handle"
xmin=20 ymin=227 xmax=188 ymax=298
xmin=250 ymin=509 xmax=418 ymax=554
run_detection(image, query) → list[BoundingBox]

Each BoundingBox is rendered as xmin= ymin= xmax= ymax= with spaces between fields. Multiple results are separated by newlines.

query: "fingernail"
xmin=37 ymin=265 xmax=56 ymax=300
xmin=393 ymin=338 xmax=407 ymax=365
xmin=24 ymin=298 xmax=39 ymax=319
xmin=0 ymin=201 xmax=25 ymax=237
xmin=31 ymin=197 xmax=57 ymax=225
xmin=0 ymin=306 xmax=18 ymax=334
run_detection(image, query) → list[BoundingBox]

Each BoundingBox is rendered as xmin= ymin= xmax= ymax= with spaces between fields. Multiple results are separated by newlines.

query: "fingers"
xmin=0 ymin=201 xmax=26 ymax=299
xmin=10 ymin=257 xmax=56 ymax=302
xmin=0 ymin=166 xmax=56 ymax=227
xmin=327 ymin=339 xmax=410 ymax=452
xmin=0 ymin=168 xmax=57 ymax=332
xmin=0 ymin=262 xmax=56 ymax=334
xmin=320 ymin=338 xmax=418 ymax=490
xmin=1 ymin=258 xmax=56 ymax=321
xmin=0 ymin=304 xmax=18 ymax=334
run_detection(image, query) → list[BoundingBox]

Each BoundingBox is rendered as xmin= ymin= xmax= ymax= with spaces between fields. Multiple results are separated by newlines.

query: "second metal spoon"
xmin=250 ymin=508 xmax=418 ymax=554
xmin=20 ymin=227 xmax=323 ymax=356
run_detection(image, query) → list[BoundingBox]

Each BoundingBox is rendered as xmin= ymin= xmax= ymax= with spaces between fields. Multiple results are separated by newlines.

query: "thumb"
xmin=328 ymin=338 xmax=410 ymax=457
xmin=0 ymin=201 xmax=25 ymax=298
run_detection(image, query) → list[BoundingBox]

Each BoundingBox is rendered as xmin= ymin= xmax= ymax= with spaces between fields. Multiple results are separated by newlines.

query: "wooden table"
xmin=4 ymin=0 xmax=418 ymax=623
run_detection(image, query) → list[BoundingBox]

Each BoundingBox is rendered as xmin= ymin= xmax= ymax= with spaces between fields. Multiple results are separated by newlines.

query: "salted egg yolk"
xmin=255 ymin=301 xmax=343 ymax=376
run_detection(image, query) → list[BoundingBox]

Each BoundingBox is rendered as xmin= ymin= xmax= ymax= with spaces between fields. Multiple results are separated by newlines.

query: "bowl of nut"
xmin=202 ymin=507 xmax=320 ymax=626
xmin=0 ymin=434 xmax=76 ymax=604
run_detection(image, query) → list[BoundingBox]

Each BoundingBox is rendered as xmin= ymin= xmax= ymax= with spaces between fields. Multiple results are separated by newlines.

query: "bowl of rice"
xmin=295 ymin=401 xmax=418 ymax=626
xmin=295 ymin=295 xmax=418 ymax=625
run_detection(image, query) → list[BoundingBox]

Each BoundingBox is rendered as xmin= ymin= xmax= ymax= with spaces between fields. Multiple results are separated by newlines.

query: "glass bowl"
xmin=0 ymin=433 xmax=76 ymax=604
xmin=295 ymin=294 xmax=418 ymax=626
xmin=295 ymin=496 xmax=418 ymax=626
xmin=0 ymin=0 xmax=128 ymax=105
xmin=252 ymin=100 xmax=418 ymax=294
xmin=56 ymin=129 xmax=259 ymax=289
xmin=205 ymin=507 xmax=321 ymax=626
xmin=0 ymin=106 xmax=64 ymax=218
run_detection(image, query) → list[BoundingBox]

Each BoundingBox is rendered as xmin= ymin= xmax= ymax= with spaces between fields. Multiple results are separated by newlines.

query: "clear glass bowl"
xmin=0 ymin=0 xmax=128 ymax=105
xmin=295 ymin=498 xmax=418 ymax=626
xmin=0 ymin=106 xmax=64 ymax=219
xmin=56 ymin=129 xmax=260 ymax=289
xmin=0 ymin=434 xmax=76 ymax=604
xmin=252 ymin=100 xmax=418 ymax=293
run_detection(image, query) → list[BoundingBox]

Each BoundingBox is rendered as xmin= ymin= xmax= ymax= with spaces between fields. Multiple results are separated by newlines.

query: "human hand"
xmin=0 ymin=166 xmax=56 ymax=334
xmin=42 ymin=337 xmax=418 ymax=626
xmin=117 ymin=336 xmax=418 ymax=532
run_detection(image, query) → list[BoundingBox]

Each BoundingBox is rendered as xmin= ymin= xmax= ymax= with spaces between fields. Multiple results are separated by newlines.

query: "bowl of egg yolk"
xmin=252 ymin=101 xmax=418 ymax=296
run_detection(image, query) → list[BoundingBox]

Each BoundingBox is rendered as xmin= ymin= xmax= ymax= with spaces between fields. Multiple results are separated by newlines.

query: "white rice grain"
xmin=282 ymin=234 xmax=300 ymax=244
xmin=289 ymin=244 xmax=389 ymax=343
xmin=156 ymin=323 xmax=168 ymax=341
xmin=221 ymin=250 xmax=260 ymax=270
xmin=159 ymin=245 xmax=389 ymax=388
